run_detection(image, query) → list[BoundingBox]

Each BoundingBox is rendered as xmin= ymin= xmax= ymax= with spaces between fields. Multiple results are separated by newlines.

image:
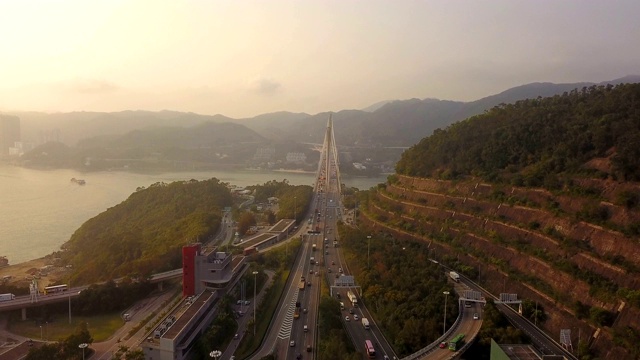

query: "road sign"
xmin=499 ymin=293 xmax=519 ymax=303
xmin=463 ymin=290 xmax=482 ymax=300
xmin=335 ymin=275 xmax=355 ymax=287
xmin=560 ymin=329 xmax=573 ymax=350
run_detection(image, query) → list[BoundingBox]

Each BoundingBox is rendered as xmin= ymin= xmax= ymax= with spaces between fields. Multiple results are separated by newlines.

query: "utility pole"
xmin=367 ymin=235 xmax=372 ymax=268
xmin=443 ymin=291 xmax=450 ymax=335
xmin=253 ymin=271 xmax=258 ymax=336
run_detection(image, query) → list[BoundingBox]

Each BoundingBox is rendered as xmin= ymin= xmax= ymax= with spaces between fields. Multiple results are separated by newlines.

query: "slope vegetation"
xmin=361 ymin=83 xmax=640 ymax=359
xmin=62 ymin=178 xmax=233 ymax=284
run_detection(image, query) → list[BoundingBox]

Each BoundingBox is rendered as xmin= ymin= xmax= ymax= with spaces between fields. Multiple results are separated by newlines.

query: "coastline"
xmin=0 ymin=256 xmax=58 ymax=288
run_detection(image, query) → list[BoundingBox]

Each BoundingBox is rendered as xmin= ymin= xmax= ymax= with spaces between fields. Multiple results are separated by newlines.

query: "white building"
xmin=286 ymin=152 xmax=307 ymax=164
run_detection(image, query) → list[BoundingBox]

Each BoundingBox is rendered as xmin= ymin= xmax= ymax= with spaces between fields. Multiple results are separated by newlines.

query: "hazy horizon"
xmin=1 ymin=0 xmax=639 ymax=118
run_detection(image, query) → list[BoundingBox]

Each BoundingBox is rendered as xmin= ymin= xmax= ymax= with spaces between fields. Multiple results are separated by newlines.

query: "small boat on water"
xmin=70 ymin=178 xmax=86 ymax=185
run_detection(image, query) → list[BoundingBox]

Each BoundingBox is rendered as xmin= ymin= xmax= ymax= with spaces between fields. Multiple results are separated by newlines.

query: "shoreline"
xmin=0 ymin=256 xmax=60 ymax=289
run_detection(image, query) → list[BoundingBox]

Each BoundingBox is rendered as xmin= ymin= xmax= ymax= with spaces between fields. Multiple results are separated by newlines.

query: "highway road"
xmin=460 ymin=275 xmax=576 ymax=359
xmin=248 ymin=192 xmax=323 ymax=360
xmin=318 ymin=128 xmax=398 ymax=360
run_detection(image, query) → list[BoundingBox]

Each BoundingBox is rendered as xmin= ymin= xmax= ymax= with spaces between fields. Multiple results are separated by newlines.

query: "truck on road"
xmin=347 ymin=290 xmax=358 ymax=307
xmin=362 ymin=318 xmax=370 ymax=329
xmin=0 ymin=293 xmax=15 ymax=302
xmin=449 ymin=271 xmax=460 ymax=282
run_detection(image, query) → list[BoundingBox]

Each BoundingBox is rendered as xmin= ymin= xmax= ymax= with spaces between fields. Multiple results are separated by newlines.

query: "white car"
xmin=345 ymin=316 xmax=350 ymax=322
xmin=353 ymin=314 xmax=359 ymax=321
xmin=473 ymin=313 xmax=479 ymax=320
xmin=290 ymin=340 xmax=296 ymax=347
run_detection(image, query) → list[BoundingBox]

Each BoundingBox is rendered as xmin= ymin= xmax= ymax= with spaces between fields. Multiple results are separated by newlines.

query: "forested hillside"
xmin=396 ymin=83 xmax=640 ymax=184
xmin=362 ymin=83 xmax=640 ymax=359
xmin=62 ymin=178 xmax=233 ymax=284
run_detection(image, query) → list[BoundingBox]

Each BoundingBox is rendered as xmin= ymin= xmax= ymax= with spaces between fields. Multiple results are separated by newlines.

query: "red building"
xmin=182 ymin=244 xmax=200 ymax=297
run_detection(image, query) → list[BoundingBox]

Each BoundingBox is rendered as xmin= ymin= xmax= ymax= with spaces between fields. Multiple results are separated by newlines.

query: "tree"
xmin=237 ymin=212 xmax=257 ymax=236
xmin=265 ymin=210 xmax=276 ymax=225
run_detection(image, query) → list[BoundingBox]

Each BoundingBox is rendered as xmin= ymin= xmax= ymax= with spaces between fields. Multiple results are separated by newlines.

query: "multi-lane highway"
xmin=316 ymin=118 xmax=398 ymax=360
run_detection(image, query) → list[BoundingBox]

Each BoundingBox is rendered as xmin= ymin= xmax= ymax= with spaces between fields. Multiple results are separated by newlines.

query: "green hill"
xmin=62 ymin=178 xmax=233 ymax=284
xmin=396 ymin=83 xmax=640 ymax=184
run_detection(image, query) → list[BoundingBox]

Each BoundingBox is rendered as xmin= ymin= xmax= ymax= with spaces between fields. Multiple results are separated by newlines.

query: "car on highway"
xmin=339 ymin=267 xmax=343 ymax=273
xmin=307 ymin=281 xmax=311 ymax=287
xmin=244 ymin=300 xmax=250 ymax=305
xmin=354 ymin=314 xmax=359 ymax=321
xmin=328 ymin=268 xmax=332 ymax=273
xmin=331 ymin=261 xmax=335 ymax=265
xmin=439 ymin=341 xmax=447 ymax=349
xmin=290 ymin=340 xmax=296 ymax=347
xmin=306 ymin=345 xmax=312 ymax=352
xmin=303 ymin=308 xmax=308 ymax=313
xmin=234 ymin=334 xmax=239 ymax=339
xmin=349 ymin=308 xmax=354 ymax=314
xmin=309 ymin=269 xmax=313 ymax=274
xmin=473 ymin=313 xmax=479 ymax=320
xmin=345 ymin=316 xmax=350 ymax=321
xmin=296 ymin=354 xmax=302 ymax=360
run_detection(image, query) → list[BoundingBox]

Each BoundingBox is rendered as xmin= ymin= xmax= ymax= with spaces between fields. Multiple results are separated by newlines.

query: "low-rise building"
xmin=286 ymin=152 xmax=307 ymax=164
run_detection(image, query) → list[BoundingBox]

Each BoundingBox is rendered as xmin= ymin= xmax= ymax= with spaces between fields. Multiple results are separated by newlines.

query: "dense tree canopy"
xmin=249 ymin=180 xmax=313 ymax=222
xmin=396 ymin=83 xmax=640 ymax=184
xmin=339 ymin=226 xmax=457 ymax=356
xmin=63 ymin=178 xmax=233 ymax=284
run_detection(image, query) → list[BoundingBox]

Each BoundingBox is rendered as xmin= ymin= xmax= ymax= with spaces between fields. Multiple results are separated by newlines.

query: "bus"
xmin=44 ymin=284 xmax=68 ymax=295
xmin=364 ymin=340 xmax=376 ymax=358
xmin=448 ymin=333 xmax=465 ymax=351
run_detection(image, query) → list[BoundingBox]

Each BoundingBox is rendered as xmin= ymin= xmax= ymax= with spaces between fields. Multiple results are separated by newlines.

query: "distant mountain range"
xmin=8 ymin=75 xmax=640 ymax=151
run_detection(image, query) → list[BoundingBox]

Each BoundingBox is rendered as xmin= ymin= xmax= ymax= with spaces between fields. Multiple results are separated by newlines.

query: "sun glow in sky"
xmin=1 ymin=0 xmax=639 ymax=117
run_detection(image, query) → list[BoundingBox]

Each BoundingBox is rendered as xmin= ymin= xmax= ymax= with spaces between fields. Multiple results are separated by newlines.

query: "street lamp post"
xmin=443 ymin=291 xmax=450 ymax=336
xmin=78 ymin=343 xmax=88 ymax=360
xmin=253 ymin=271 xmax=259 ymax=335
xmin=367 ymin=235 xmax=372 ymax=268
xmin=209 ymin=350 xmax=222 ymax=359
xmin=68 ymin=281 xmax=72 ymax=324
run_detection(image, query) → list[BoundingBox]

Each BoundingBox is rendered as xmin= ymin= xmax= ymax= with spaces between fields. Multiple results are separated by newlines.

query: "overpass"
xmin=0 ymin=268 xmax=184 ymax=320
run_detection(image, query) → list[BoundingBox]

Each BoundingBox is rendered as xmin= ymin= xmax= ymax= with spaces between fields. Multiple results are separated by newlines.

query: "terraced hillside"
xmin=358 ymin=84 xmax=640 ymax=359
xmin=360 ymin=175 xmax=640 ymax=358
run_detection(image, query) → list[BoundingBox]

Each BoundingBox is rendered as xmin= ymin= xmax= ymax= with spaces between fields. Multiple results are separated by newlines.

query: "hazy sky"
xmin=1 ymin=0 xmax=639 ymax=118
